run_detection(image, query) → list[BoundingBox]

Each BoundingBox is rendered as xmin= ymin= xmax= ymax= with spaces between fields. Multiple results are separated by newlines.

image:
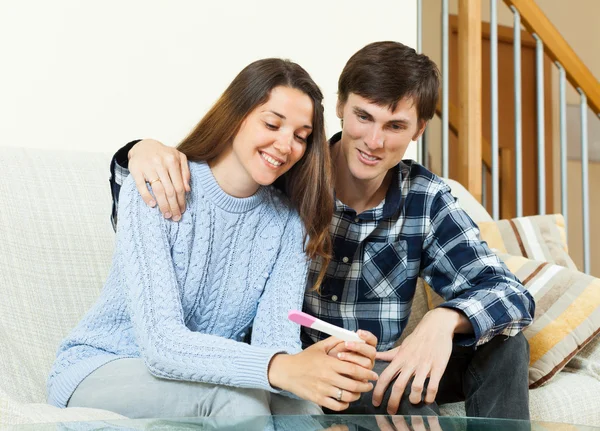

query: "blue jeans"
xmin=330 ymin=332 xmax=530 ymax=420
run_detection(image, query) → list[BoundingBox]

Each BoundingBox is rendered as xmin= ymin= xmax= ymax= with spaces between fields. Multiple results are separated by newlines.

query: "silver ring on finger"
xmin=336 ymin=388 xmax=343 ymax=401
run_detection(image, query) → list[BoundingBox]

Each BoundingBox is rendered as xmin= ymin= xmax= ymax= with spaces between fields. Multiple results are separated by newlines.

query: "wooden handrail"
xmin=449 ymin=14 xmax=537 ymax=47
xmin=503 ymin=0 xmax=600 ymax=116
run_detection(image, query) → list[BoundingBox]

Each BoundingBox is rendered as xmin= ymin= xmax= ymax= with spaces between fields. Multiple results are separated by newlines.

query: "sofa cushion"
xmin=477 ymin=214 xmax=576 ymax=270
xmin=0 ymin=146 xmax=115 ymax=404
xmin=426 ymin=253 xmax=600 ymax=388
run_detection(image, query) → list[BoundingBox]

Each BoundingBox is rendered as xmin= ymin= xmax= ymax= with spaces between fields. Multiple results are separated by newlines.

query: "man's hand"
xmin=372 ymin=308 xmax=471 ymax=414
xmin=128 ymin=139 xmax=191 ymax=221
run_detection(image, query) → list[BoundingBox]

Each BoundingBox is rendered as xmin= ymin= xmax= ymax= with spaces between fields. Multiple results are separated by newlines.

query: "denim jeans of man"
xmin=326 ymin=332 xmax=530 ymax=420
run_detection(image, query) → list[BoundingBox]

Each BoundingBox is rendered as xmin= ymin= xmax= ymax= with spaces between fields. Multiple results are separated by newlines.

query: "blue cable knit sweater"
xmin=47 ymin=161 xmax=309 ymax=408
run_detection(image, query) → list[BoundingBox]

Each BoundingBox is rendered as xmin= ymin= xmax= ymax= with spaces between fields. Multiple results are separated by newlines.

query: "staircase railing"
xmin=418 ymin=0 xmax=600 ymax=274
xmin=501 ymin=0 xmax=598 ymax=274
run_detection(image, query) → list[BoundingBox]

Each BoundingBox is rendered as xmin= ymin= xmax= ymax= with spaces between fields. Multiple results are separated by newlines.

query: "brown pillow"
xmin=477 ymin=214 xmax=576 ymax=270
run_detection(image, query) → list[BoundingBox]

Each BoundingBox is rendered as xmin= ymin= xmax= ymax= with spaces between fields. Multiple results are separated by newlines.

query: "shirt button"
xmin=354 ymin=217 xmax=360 ymax=223
xmin=332 ymin=295 xmax=338 ymax=301
xmin=342 ymin=256 xmax=349 ymax=263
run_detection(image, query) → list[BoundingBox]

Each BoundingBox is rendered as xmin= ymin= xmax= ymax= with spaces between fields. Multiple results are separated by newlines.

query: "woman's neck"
xmin=209 ymin=149 xmax=260 ymax=198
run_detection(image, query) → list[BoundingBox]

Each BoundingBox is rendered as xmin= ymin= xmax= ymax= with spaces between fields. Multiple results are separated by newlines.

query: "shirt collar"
xmin=329 ymin=132 xmax=404 ymax=219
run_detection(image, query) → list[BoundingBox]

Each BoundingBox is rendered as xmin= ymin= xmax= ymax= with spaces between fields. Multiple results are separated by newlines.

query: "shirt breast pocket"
xmin=360 ymin=240 xmax=408 ymax=300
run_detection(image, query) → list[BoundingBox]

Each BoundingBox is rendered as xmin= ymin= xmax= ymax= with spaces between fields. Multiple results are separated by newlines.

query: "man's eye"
xmin=358 ymin=115 xmax=368 ymax=121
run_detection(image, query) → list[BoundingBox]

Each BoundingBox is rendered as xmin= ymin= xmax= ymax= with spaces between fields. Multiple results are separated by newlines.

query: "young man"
xmin=109 ymin=42 xmax=534 ymax=419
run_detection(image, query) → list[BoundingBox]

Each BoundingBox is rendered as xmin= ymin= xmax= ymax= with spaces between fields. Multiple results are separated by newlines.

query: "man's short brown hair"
xmin=338 ymin=41 xmax=440 ymax=123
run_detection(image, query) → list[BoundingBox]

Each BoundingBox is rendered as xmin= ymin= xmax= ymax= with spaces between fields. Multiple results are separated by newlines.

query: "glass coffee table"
xmin=2 ymin=416 xmax=599 ymax=431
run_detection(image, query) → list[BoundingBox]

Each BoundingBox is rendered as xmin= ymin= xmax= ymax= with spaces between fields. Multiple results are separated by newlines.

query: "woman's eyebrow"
xmin=266 ymin=110 xmax=312 ymax=129
xmin=267 ymin=110 xmax=286 ymax=119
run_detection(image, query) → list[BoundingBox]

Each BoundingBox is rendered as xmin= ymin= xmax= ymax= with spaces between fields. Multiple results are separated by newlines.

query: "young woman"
xmin=46 ymin=58 xmax=378 ymax=418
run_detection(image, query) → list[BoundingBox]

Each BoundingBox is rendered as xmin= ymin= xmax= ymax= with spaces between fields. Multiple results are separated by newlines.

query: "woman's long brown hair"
xmin=177 ymin=58 xmax=332 ymax=291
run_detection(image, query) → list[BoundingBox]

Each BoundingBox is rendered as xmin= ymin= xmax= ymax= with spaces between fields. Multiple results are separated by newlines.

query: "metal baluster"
xmin=532 ymin=33 xmax=546 ymax=215
xmin=442 ymin=0 xmax=449 ymax=178
xmin=511 ymin=6 xmax=523 ymax=218
xmin=490 ymin=0 xmax=499 ymax=220
xmin=482 ymin=163 xmax=488 ymax=211
xmin=416 ymin=0 xmax=424 ymax=166
xmin=557 ymin=63 xmax=568 ymax=236
xmin=578 ymin=89 xmax=591 ymax=274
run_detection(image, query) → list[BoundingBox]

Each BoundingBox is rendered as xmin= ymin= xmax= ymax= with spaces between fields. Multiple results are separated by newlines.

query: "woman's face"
xmin=231 ymin=86 xmax=314 ymax=186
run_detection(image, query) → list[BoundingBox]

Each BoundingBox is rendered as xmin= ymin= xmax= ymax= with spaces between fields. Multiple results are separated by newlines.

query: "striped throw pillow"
xmin=477 ymin=214 xmax=577 ymax=270
xmin=425 ymin=253 xmax=600 ymax=388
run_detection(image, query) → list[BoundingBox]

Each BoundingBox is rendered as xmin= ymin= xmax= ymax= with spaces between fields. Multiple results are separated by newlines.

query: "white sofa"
xmin=1 ymin=145 xmax=599 ymax=426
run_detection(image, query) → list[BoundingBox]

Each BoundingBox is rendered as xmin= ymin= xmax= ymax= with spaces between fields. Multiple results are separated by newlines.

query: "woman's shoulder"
xmin=186 ymin=161 xmax=212 ymax=199
xmin=188 ymin=160 xmax=208 ymax=180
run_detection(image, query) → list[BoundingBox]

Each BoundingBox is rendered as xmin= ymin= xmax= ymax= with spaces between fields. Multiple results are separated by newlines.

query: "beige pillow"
xmin=477 ymin=214 xmax=577 ymax=270
xmin=425 ymin=253 xmax=600 ymax=388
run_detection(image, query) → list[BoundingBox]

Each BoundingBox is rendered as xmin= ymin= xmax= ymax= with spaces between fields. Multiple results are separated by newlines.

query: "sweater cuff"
xmin=233 ymin=348 xmax=286 ymax=393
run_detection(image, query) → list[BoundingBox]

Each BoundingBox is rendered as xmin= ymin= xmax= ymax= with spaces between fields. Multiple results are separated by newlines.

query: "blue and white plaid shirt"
xmin=110 ymin=134 xmax=534 ymax=352
xmin=302 ymin=133 xmax=534 ymax=350
xmin=109 ymin=140 xmax=140 ymax=231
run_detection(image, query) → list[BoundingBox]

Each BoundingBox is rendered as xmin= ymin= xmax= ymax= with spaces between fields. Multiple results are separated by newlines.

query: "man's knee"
xmin=508 ymin=331 xmax=530 ymax=356
xmin=465 ymin=332 xmax=530 ymax=419
xmin=487 ymin=332 xmax=529 ymax=369
xmin=471 ymin=332 xmax=530 ymax=388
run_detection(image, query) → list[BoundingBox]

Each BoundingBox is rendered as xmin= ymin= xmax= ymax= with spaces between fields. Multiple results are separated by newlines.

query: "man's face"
xmin=336 ymin=93 xmax=425 ymax=185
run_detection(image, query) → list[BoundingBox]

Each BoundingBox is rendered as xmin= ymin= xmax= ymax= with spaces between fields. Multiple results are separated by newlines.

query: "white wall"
xmin=0 ymin=0 xmax=418 ymax=159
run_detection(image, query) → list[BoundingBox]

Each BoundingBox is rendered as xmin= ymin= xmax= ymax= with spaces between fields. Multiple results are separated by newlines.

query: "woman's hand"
xmin=268 ymin=337 xmax=378 ymax=411
xmin=327 ymin=329 xmax=378 ymax=370
xmin=128 ymin=139 xmax=191 ymax=221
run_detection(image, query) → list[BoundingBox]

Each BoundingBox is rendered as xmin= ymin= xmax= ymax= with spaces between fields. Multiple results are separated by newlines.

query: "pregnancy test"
xmin=288 ymin=310 xmax=364 ymax=343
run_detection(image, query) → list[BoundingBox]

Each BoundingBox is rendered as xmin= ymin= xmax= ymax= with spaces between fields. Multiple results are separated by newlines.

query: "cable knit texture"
xmin=47 ymin=161 xmax=309 ymax=408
